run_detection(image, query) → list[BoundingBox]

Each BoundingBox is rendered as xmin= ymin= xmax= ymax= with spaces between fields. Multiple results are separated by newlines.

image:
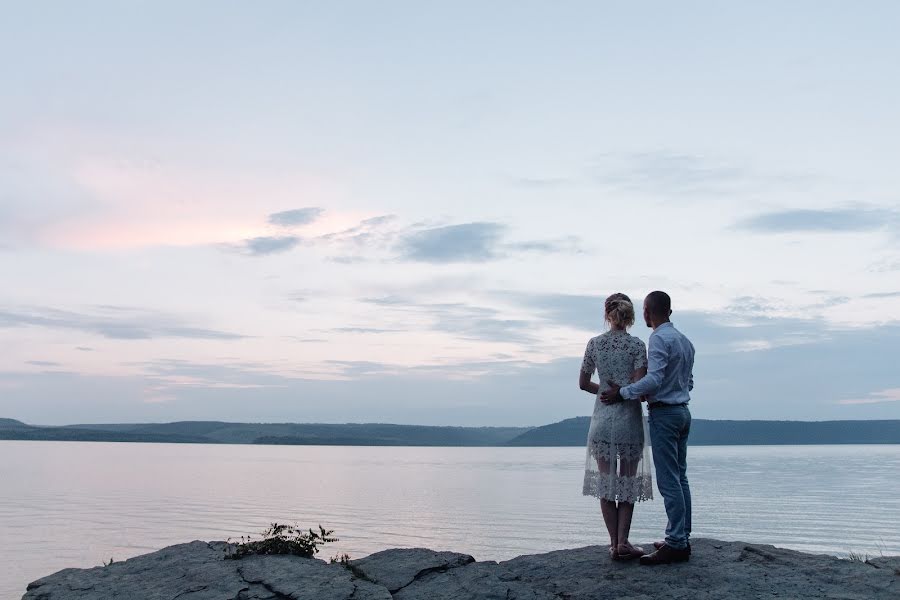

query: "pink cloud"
xmin=36 ymin=157 xmax=367 ymax=250
xmin=836 ymin=388 xmax=900 ymax=405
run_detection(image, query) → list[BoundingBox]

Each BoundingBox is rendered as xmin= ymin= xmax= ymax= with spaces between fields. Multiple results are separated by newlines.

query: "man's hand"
xmin=599 ymin=380 xmax=624 ymax=405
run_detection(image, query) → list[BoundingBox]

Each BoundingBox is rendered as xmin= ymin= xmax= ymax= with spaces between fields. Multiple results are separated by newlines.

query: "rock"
xmin=499 ymin=539 xmax=898 ymax=600
xmin=350 ymin=548 xmax=475 ymax=592
xmin=238 ymin=555 xmax=391 ymax=600
xmin=23 ymin=541 xmax=246 ymax=600
xmin=391 ymin=562 xmax=556 ymax=600
xmin=22 ymin=538 xmax=899 ymax=600
xmin=22 ymin=541 xmax=388 ymax=600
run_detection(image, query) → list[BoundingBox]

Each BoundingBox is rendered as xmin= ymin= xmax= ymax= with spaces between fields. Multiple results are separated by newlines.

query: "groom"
xmin=601 ymin=291 xmax=696 ymax=565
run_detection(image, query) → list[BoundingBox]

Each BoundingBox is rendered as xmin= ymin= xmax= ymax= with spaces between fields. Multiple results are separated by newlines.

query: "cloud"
xmin=268 ymin=207 xmax=323 ymax=227
xmin=499 ymin=290 xmax=845 ymax=353
xmin=314 ymin=214 xmax=400 ymax=262
xmin=4 ymin=323 xmax=900 ymax=425
xmin=396 ymin=222 xmax=576 ymax=264
xmin=836 ymin=388 xmax=900 ymax=405
xmin=359 ymin=215 xmax=397 ymax=228
xmin=501 ymin=292 xmax=599 ymax=331
xmin=75 ymin=346 xmax=94 ymax=351
xmin=727 ymin=294 xmax=850 ymax=315
xmin=26 ymin=360 xmax=61 ymax=367
xmin=735 ymin=208 xmax=897 ymax=233
xmin=505 ymin=237 xmax=582 ymax=254
xmin=140 ymin=359 xmax=284 ymax=389
xmin=869 ymin=258 xmax=900 ymax=273
xmin=427 ymin=303 xmax=535 ymax=344
xmin=306 ymin=217 xmax=575 ymax=264
xmin=0 ymin=305 xmax=245 ymax=340
xmin=863 ymin=291 xmax=900 ymax=299
xmin=511 ymin=176 xmax=571 ymax=189
xmin=332 ymin=326 xmax=404 ymax=334
xmin=398 ymin=222 xmax=505 ymax=263
xmin=591 ymin=151 xmax=794 ymax=197
xmin=243 ymin=235 xmax=301 ymax=255
xmin=363 ymin=296 xmax=537 ymax=344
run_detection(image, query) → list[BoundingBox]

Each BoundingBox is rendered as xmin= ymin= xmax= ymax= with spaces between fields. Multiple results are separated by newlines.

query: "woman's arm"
xmin=579 ymin=338 xmax=598 ymax=394
xmin=579 ymin=371 xmax=600 ymax=395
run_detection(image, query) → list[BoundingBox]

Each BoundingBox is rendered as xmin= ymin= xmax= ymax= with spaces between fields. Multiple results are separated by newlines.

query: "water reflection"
xmin=1 ymin=442 xmax=898 ymax=598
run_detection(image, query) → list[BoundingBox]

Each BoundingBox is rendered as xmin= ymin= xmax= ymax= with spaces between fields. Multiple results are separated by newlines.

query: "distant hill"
xmin=2 ymin=417 xmax=899 ymax=446
xmin=0 ymin=420 xmax=530 ymax=446
xmin=505 ymin=417 xmax=900 ymax=446
xmin=0 ymin=424 xmax=213 ymax=444
xmin=506 ymin=417 xmax=588 ymax=446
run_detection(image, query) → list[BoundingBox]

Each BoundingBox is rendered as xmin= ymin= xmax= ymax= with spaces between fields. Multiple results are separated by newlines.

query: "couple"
xmin=579 ymin=291 xmax=695 ymax=565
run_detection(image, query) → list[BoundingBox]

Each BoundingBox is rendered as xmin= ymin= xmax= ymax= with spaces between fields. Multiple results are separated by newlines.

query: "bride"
xmin=579 ymin=293 xmax=654 ymax=560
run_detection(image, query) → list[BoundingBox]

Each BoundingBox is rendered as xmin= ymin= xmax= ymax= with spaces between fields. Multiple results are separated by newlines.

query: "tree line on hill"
xmin=1 ymin=416 xmax=898 ymax=446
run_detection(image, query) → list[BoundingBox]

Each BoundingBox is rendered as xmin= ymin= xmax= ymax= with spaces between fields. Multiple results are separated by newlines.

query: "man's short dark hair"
xmin=645 ymin=290 xmax=671 ymax=318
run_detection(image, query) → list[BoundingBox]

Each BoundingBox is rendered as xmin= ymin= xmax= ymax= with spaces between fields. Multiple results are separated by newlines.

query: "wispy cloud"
xmin=398 ymin=222 xmax=505 ymax=263
xmin=590 ymin=151 xmax=806 ymax=198
xmin=597 ymin=152 xmax=746 ymax=192
xmin=862 ymin=291 xmax=900 ymax=299
xmin=242 ymin=235 xmax=301 ymax=256
xmin=26 ymin=360 xmax=61 ymax=367
xmin=0 ymin=306 xmax=245 ymax=340
xmin=505 ymin=237 xmax=582 ymax=254
xmin=496 ymin=290 xmax=850 ymax=354
xmin=268 ymin=207 xmax=323 ymax=227
xmin=332 ymin=326 xmax=404 ymax=334
xmin=363 ymin=296 xmax=537 ymax=344
xmin=309 ymin=214 xmax=399 ymax=263
xmin=137 ymin=359 xmax=288 ymax=399
xmin=836 ymin=388 xmax=900 ymax=405
xmin=510 ymin=176 xmax=571 ymax=189
xmin=869 ymin=258 xmax=900 ymax=273
xmin=735 ymin=208 xmax=897 ymax=233
xmin=396 ymin=222 xmax=578 ymax=264
xmin=428 ymin=302 xmax=534 ymax=344
xmin=282 ymin=216 xmax=578 ymax=264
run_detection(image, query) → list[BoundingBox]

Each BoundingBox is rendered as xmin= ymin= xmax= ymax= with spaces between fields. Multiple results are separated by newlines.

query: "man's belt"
xmin=647 ymin=402 xmax=688 ymax=411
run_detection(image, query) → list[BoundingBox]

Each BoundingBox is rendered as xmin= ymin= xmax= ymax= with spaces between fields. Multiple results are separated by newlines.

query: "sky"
xmin=1 ymin=1 xmax=898 ymax=426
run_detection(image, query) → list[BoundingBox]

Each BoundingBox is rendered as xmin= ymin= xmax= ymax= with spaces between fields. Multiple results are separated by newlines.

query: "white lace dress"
xmin=581 ymin=331 xmax=654 ymax=503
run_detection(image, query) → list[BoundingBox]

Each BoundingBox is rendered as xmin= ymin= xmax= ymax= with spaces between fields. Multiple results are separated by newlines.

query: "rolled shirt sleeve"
xmin=620 ymin=333 xmax=668 ymax=400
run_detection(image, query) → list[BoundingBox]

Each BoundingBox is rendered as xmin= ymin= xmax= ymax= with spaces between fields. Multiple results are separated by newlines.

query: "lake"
xmin=2 ymin=442 xmax=899 ymax=598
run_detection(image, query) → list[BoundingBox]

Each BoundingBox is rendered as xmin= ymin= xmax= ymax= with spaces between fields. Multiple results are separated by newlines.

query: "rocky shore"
xmin=23 ymin=538 xmax=899 ymax=599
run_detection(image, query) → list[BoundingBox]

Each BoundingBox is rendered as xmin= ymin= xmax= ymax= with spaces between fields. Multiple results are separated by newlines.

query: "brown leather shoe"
xmin=653 ymin=540 xmax=691 ymax=554
xmin=639 ymin=544 xmax=690 ymax=565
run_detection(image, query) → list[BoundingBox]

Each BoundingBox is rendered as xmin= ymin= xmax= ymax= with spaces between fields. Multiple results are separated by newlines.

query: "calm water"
xmin=2 ymin=442 xmax=899 ymax=598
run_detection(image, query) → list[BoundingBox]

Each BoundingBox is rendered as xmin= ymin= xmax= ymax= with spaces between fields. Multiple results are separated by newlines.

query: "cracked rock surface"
xmin=349 ymin=548 xmax=475 ymax=593
xmin=22 ymin=538 xmax=899 ymax=600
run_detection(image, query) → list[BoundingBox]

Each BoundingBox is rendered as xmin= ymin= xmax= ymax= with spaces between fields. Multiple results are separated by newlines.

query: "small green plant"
xmin=225 ymin=523 xmax=337 ymax=560
xmin=102 ymin=557 xmax=115 ymax=567
xmin=329 ymin=552 xmax=374 ymax=582
xmin=848 ymin=550 xmax=868 ymax=563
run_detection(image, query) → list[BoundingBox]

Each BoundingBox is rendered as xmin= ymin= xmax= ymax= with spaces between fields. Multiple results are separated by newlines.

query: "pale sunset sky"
xmin=1 ymin=1 xmax=898 ymax=425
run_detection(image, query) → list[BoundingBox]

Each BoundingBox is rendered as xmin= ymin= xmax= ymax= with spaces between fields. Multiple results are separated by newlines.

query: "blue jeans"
xmin=648 ymin=404 xmax=692 ymax=550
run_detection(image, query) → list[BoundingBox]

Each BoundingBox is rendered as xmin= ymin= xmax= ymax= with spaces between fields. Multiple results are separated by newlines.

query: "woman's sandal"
xmin=616 ymin=543 xmax=645 ymax=560
xmin=609 ymin=546 xmax=622 ymax=561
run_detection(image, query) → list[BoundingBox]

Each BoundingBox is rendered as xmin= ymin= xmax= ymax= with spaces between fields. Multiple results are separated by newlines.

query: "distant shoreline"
xmin=2 ymin=417 xmax=899 ymax=446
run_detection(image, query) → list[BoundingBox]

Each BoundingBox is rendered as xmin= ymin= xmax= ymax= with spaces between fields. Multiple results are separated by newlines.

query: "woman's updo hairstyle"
xmin=605 ymin=292 xmax=635 ymax=329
